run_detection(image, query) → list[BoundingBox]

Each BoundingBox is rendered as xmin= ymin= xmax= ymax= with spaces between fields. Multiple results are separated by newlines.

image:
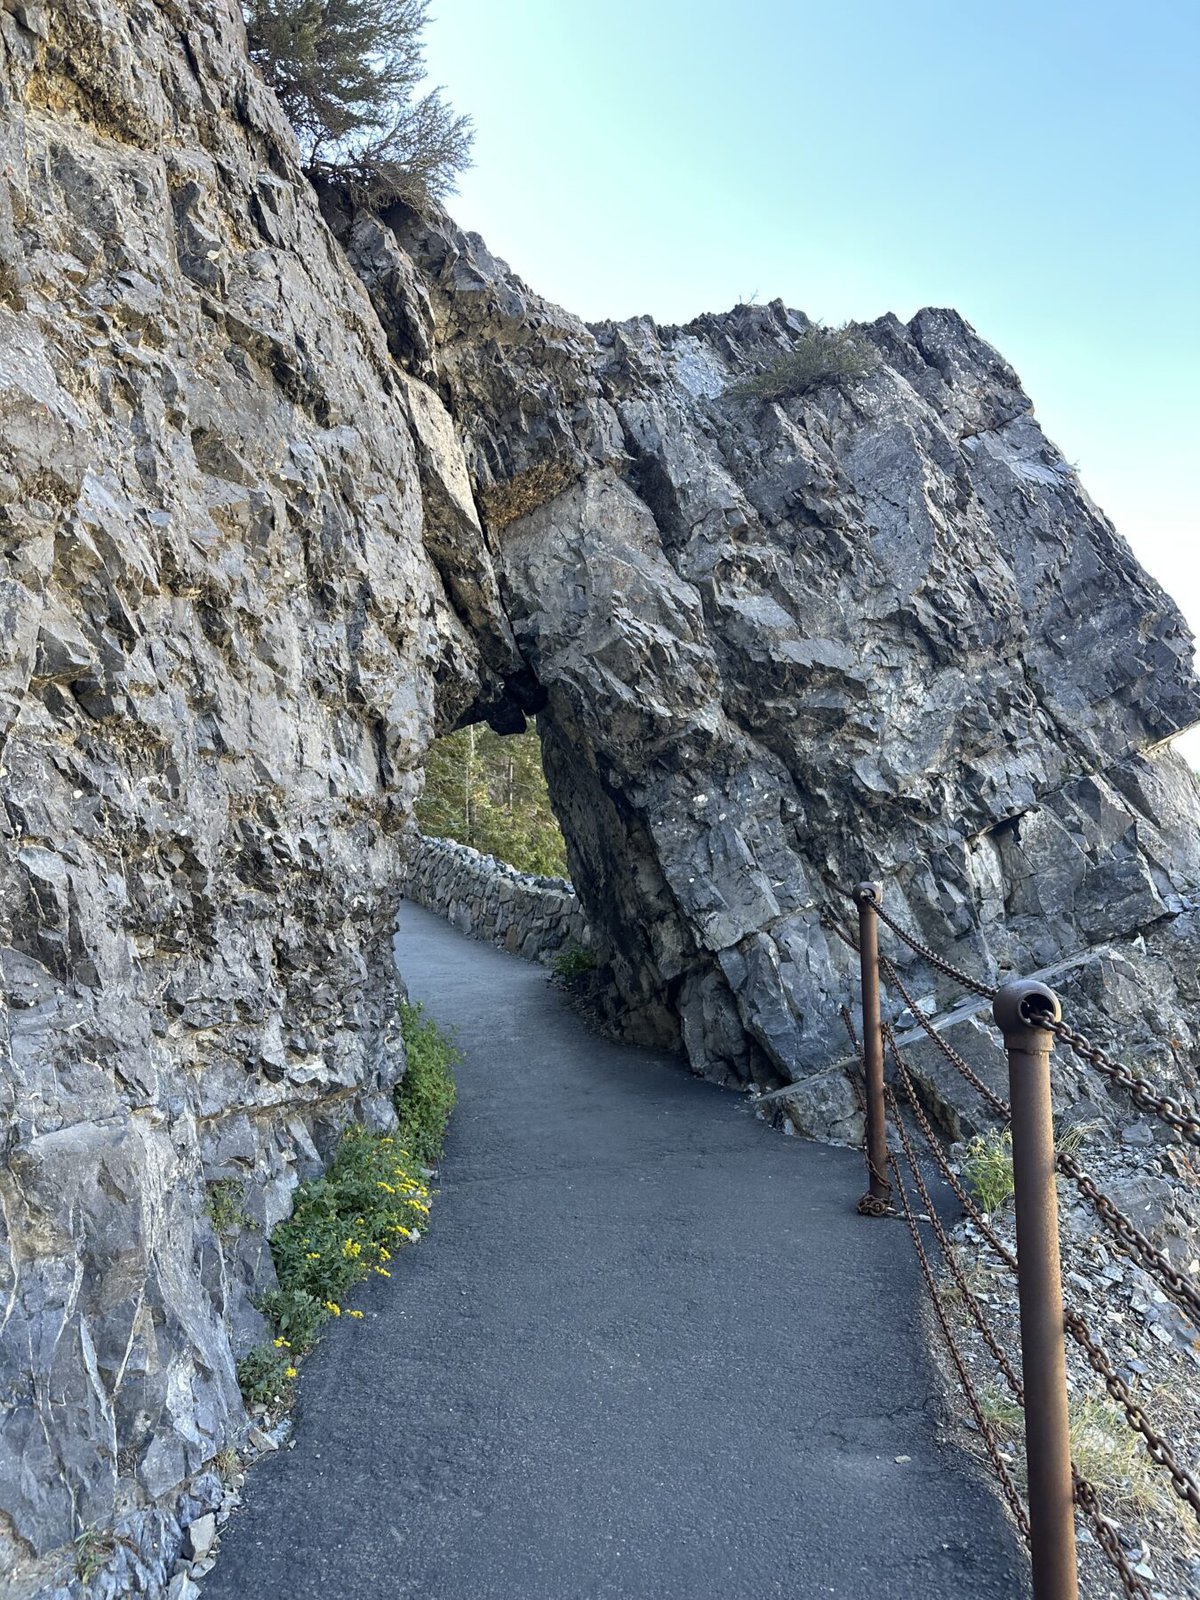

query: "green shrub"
xmin=962 ymin=1127 xmax=1015 ymax=1214
xmin=729 ymin=323 xmax=878 ymax=402
xmin=551 ymin=943 xmax=596 ymax=984
xmin=205 ymin=1178 xmax=250 ymax=1237
xmin=396 ymin=1001 xmax=460 ymax=1167
xmin=244 ymin=0 xmax=472 ymax=205
xmin=234 ymin=1009 xmax=457 ymax=1410
xmin=260 ymin=1125 xmax=432 ymax=1352
xmin=236 ymin=1342 xmax=297 ymax=1407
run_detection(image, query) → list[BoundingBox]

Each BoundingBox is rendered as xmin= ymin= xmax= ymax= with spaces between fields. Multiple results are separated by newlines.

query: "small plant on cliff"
xmin=236 ymin=1342 xmax=297 ymax=1407
xmin=551 ymin=943 xmax=596 ymax=984
xmin=206 ymin=1178 xmax=250 ymax=1237
xmin=729 ymin=323 xmax=878 ymax=402
xmin=73 ymin=1528 xmax=114 ymax=1583
xmin=257 ymin=1125 xmax=433 ymax=1355
xmin=396 ymin=1001 xmax=460 ymax=1167
xmin=236 ymin=1012 xmax=458 ymax=1409
xmin=243 ymin=0 xmax=472 ymax=205
xmin=962 ymin=1126 xmax=1015 ymax=1213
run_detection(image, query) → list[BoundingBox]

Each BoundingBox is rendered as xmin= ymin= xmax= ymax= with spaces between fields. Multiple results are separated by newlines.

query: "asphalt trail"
xmin=206 ymin=902 xmax=1028 ymax=1599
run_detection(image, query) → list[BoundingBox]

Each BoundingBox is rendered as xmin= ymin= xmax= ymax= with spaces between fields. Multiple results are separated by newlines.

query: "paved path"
xmin=207 ymin=903 xmax=1028 ymax=1600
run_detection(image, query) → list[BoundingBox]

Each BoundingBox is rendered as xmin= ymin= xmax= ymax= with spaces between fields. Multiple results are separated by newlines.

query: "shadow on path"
xmin=205 ymin=902 xmax=1028 ymax=1600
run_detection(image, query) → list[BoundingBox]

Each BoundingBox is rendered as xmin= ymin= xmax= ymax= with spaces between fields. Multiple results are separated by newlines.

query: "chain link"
xmin=1072 ymin=1472 xmax=1154 ymax=1600
xmin=1056 ymin=1149 xmax=1200 ymax=1325
xmin=1038 ymin=1016 xmax=1200 ymax=1149
xmin=885 ymin=1125 xmax=1032 ymax=1543
xmin=880 ymin=952 xmax=1011 ymax=1119
xmin=868 ymin=894 xmax=999 ymax=1001
xmin=1064 ymin=1309 xmax=1200 ymax=1525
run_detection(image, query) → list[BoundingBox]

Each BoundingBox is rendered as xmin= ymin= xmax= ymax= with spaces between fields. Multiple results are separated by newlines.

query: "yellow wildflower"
xmin=325 ymin=1301 xmax=341 ymax=1316
xmin=284 ymin=1367 xmax=298 ymax=1379
xmin=374 ymin=1267 xmax=391 ymax=1278
xmin=272 ymin=1338 xmax=289 ymax=1349
xmin=348 ymin=1310 xmax=364 ymax=1319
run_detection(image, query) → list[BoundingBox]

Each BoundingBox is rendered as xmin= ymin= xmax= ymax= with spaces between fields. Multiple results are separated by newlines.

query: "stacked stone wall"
xmin=402 ymin=834 xmax=589 ymax=962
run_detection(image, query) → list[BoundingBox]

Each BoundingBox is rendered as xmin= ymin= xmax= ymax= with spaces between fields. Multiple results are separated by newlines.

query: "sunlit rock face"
xmin=2 ymin=0 xmax=1199 ymax=1588
xmin=0 ymin=0 xmax=516 ymax=1585
xmin=379 ymin=205 xmax=1200 ymax=1121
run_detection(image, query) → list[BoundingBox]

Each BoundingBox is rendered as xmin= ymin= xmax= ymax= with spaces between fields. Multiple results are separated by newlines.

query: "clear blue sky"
xmin=425 ymin=0 xmax=1199 ymax=759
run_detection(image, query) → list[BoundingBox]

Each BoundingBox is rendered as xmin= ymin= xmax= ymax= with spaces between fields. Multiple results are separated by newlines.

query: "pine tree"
xmin=244 ymin=0 xmax=472 ymax=205
xmin=417 ymin=725 xmax=568 ymax=879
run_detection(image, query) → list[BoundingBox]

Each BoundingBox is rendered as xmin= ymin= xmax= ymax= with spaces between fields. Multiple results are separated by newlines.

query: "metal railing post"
xmin=853 ymin=883 xmax=891 ymax=1216
xmin=993 ymin=979 xmax=1078 ymax=1600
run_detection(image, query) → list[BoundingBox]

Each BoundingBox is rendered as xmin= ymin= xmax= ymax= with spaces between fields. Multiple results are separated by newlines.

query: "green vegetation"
xmin=73 ymin=1528 xmax=114 ymax=1583
xmin=236 ymin=1004 xmax=459 ymax=1408
xmin=396 ymin=1000 xmax=460 ymax=1167
xmin=551 ymin=943 xmax=596 ymax=984
xmin=962 ymin=1117 xmax=1099 ymax=1214
xmin=205 ymin=1178 xmax=250 ymax=1237
xmin=417 ymin=722 xmax=568 ymax=878
xmin=244 ymin=0 xmax=472 ymax=206
xmin=729 ymin=323 xmax=878 ymax=402
xmin=962 ymin=1127 xmax=1015 ymax=1214
xmin=977 ymin=1387 xmax=1189 ymax=1532
xmin=236 ymin=1341 xmax=297 ymax=1408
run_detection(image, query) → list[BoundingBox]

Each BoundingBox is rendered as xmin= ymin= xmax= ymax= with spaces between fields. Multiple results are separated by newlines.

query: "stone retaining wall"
xmin=401 ymin=834 xmax=590 ymax=963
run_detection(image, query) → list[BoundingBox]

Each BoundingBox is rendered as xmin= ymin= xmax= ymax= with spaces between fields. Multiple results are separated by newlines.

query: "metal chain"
xmin=1037 ymin=1015 xmax=1200 ymax=1148
xmin=1056 ymin=1149 xmax=1200 ymax=1325
xmin=1072 ymin=1472 xmax=1154 ymax=1600
xmin=882 ymin=956 xmax=1199 ymax=1319
xmin=1064 ymin=1309 xmax=1200 ymax=1525
xmin=880 ymin=952 xmax=1011 ymax=1119
xmin=869 ymin=894 xmax=999 ymax=1001
xmin=885 ymin=1075 xmax=1025 ymax=1402
xmin=886 ymin=1048 xmax=1167 ymax=1599
xmin=839 ymin=1003 xmax=861 ymax=1058
xmin=821 ymin=907 xmax=860 ymax=955
xmin=885 ymin=1131 xmax=1032 ymax=1543
xmin=883 ymin=1026 xmax=1018 ymax=1273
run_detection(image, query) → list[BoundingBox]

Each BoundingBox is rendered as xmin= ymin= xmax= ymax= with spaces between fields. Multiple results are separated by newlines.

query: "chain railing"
xmin=835 ymin=882 xmax=1200 ymax=1600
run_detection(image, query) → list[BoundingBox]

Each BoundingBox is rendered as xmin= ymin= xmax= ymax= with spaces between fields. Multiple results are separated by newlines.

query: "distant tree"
xmin=417 ymin=724 xmax=569 ymax=879
xmin=244 ymin=0 xmax=472 ymax=206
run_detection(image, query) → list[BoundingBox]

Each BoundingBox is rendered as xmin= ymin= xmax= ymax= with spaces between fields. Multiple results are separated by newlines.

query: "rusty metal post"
xmin=994 ymin=979 xmax=1078 ymax=1600
xmin=853 ymin=883 xmax=891 ymax=1216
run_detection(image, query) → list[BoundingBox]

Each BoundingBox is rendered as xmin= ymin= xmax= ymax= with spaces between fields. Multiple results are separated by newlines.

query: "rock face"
xmin=0 ymin=1 xmax=516 ymax=1588
xmin=400 ymin=833 xmax=588 ymax=962
xmin=1 ymin=0 xmax=1199 ymax=1591
xmin=374 ymin=205 xmax=1200 ymax=1118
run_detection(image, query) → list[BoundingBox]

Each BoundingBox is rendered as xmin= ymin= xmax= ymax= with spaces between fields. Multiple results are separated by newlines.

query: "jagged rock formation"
xmin=364 ymin=204 xmax=1200 ymax=1116
xmin=0 ymin=1 xmax=517 ymax=1590
xmin=400 ymin=833 xmax=587 ymax=961
xmin=1 ymin=0 xmax=1199 ymax=1592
